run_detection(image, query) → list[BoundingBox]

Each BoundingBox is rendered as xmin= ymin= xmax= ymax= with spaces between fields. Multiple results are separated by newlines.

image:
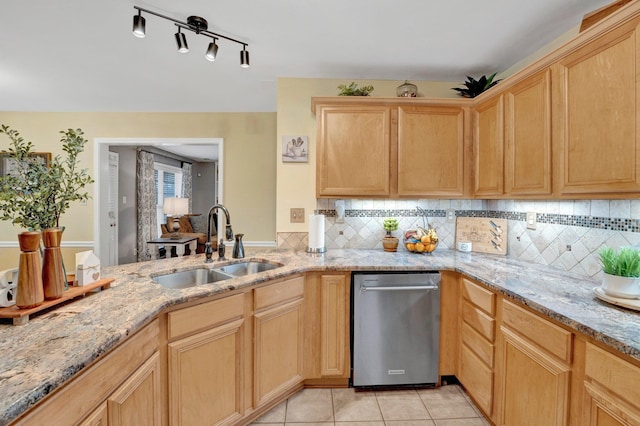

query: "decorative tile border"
xmin=316 ymin=209 xmax=640 ymax=233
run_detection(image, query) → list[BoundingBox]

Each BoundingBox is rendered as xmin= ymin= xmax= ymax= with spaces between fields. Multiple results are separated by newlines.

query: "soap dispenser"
xmin=233 ymin=233 xmax=245 ymax=259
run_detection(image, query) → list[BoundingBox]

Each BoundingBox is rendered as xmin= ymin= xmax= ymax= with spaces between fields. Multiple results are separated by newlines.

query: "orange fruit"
xmin=415 ymin=242 xmax=425 ymax=253
xmin=421 ymin=235 xmax=431 ymax=244
xmin=406 ymin=243 xmax=416 ymax=251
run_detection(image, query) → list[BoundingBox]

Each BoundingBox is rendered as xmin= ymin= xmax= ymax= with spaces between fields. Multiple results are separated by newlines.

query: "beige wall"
xmin=0 ymin=112 xmax=276 ymax=269
xmin=275 ymin=78 xmax=458 ymax=233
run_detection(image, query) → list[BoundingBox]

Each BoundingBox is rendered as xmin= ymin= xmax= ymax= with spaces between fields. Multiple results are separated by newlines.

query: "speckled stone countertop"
xmin=1 ymin=248 xmax=639 ymax=425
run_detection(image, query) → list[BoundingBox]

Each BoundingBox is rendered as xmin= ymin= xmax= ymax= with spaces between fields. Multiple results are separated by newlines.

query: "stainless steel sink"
xmin=217 ymin=261 xmax=282 ymax=277
xmin=152 ymin=268 xmax=233 ymax=289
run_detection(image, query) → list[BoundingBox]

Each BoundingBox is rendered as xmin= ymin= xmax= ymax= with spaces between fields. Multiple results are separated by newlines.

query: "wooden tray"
xmin=0 ymin=278 xmax=113 ymax=325
xmin=455 ymin=217 xmax=508 ymax=255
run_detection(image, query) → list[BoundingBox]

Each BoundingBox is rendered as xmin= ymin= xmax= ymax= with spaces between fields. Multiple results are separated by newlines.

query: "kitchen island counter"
xmin=0 ymin=248 xmax=638 ymax=425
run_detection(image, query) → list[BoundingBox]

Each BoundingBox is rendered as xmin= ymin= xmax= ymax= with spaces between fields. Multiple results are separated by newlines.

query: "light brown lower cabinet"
xmin=107 ymin=351 xmax=161 ymax=426
xmin=253 ymin=276 xmax=305 ymax=408
xmin=496 ymin=300 xmax=572 ymax=426
xmin=582 ymin=342 xmax=640 ymax=425
xmin=14 ymin=319 xmax=160 ymax=426
xmin=166 ymin=293 xmax=246 ymax=426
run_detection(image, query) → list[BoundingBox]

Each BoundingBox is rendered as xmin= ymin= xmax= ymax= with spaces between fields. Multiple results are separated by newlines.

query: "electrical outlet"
xmin=446 ymin=209 xmax=455 ymax=223
xmin=526 ymin=211 xmax=537 ymax=230
xmin=290 ymin=208 xmax=305 ymax=223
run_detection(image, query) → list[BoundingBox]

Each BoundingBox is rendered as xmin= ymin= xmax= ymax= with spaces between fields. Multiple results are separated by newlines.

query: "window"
xmin=154 ymin=163 xmax=183 ymax=236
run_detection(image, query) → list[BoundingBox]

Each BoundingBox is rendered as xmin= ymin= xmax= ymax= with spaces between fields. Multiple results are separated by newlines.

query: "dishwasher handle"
xmin=360 ymin=285 xmax=438 ymax=292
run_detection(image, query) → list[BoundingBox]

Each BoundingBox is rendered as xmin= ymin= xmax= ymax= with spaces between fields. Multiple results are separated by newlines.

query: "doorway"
xmin=93 ymin=138 xmax=223 ymax=266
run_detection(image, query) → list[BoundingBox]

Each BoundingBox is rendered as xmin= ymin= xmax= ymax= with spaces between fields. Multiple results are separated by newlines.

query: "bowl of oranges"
xmin=404 ymin=226 xmax=439 ymax=254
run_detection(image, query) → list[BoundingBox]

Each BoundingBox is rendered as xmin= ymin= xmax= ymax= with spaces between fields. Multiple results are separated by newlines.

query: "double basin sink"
xmin=152 ymin=260 xmax=283 ymax=289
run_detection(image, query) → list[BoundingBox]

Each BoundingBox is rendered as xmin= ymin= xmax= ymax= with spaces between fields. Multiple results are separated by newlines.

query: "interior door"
xmin=107 ymin=152 xmax=119 ymax=266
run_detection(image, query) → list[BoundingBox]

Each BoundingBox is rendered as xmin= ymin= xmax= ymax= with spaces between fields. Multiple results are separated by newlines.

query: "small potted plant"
xmin=382 ymin=218 xmax=399 ymax=252
xmin=598 ymin=246 xmax=640 ymax=299
xmin=337 ymin=82 xmax=374 ymax=96
xmin=452 ymin=73 xmax=501 ymax=98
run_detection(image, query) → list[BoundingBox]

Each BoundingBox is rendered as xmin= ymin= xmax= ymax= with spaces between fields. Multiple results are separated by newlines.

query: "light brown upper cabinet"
xmin=314 ymin=103 xmax=392 ymax=197
xmin=553 ymin=16 xmax=640 ymax=196
xmin=312 ymin=98 xmax=470 ymax=198
xmin=504 ymin=69 xmax=552 ymax=197
xmin=397 ymin=105 xmax=467 ymax=198
xmin=474 ymin=94 xmax=504 ymax=197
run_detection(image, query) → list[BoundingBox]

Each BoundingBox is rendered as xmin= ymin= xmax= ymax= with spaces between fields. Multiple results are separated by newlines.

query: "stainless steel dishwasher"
xmin=352 ymin=271 xmax=440 ymax=387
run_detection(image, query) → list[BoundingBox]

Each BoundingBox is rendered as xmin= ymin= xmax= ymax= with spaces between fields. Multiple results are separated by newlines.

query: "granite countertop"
xmin=1 ymin=248 xmax=639 ymax=425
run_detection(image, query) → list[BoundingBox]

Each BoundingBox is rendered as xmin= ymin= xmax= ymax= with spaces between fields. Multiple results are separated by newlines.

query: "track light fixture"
xmin=132 ymin=6 xmax=250 ymax=68
xmin=175 ymin=27 xmax=189 ymax=53
xmin=205 ymin=38 xmax=219 ymax=62
xmin=240 ymin=46 xmax=250 ymax=68
xmin=132 ymin=10 xmax=146 ymax=38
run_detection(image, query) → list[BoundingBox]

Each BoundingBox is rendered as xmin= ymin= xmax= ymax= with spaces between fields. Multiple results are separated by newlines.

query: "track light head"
xmin=240 ymin=47 xmax=250 ymax=68
xmin=175 ymin=28 xmax=189 ymax=53
xmin=205 ymin=39 xmax=219 ymax=62
xmin=132 ymin=11 xmax=146 ymax=38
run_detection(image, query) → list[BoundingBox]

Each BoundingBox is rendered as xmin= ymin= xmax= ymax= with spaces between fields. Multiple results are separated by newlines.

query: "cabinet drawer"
xmin=461 ymin=321 xmax=495 ymax=368
xmin=168 ymin=294 xmax=244 ymax=340
xmin=459 ymin=343 xmax=493 ymax=416
xmin=462 ymin=278 xmax=495 ymax=315
xmin=254 ymin=275 xmax=304 ymax=311
xmin=501 ymin=299 xmax=572 ymax=363
xmin=462 ymin=300 xmax=496 ymax=342
xmin=585 ymin=342 xmax=640 ymax=405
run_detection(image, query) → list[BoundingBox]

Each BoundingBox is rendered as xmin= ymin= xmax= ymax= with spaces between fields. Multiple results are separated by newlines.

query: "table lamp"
xmin=163 ymin=197 xmax=189 ymax=239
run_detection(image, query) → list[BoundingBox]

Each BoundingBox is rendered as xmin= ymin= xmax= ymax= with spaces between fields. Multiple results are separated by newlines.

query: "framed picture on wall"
xmin=0 ymin=152 xmax=52 ymax=177
xmin=282 ymin=135 xmax=308 ymax=163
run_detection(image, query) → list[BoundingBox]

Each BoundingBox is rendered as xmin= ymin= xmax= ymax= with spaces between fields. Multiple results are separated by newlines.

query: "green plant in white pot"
xmin=599 ymin=246 xmax=640 ymax=299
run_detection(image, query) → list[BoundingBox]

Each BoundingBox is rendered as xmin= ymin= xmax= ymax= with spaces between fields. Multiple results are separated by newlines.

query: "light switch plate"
xmin=290 ymin=208 xmax=305 ymax=223
xmin=526 ymin=211 xmax=537 ymax=230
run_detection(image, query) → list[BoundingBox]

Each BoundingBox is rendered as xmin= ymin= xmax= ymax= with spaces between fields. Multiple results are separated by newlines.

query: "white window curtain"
xmin=136 ymin=150 xmax=157 ymax=261
xmin=182 ymin=162 xmax=193 ymax=213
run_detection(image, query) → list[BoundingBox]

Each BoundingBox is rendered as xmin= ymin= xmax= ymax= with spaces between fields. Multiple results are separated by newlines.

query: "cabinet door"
xmin=397 ymin=105 xmax=466 ymax=197
xmin=254 ymin=298 xmax=304 ymax=407
xmin=497 ymin=327 xmax=570 ymax=426
xmin=79 ymin=402 xmax=107 ymax=426
xmin=319 ymin=274 xmax=349 ymax=377
xmin=474 ymin=95 xmax=504 ymax=197
xmin=553 ymin=17 xmax=640 ymax=196
xmin=168 ymin=319 xmax=245 ymax=426
xmin=504 ymin=69 xmax=552 ymax=196
xmin=107 ymin=351 xmax=161 ymax=426
xmin=582 ymin=342 xmax=640 ymax=425
xmin=316 ymin=105 xmax=391 ymax=197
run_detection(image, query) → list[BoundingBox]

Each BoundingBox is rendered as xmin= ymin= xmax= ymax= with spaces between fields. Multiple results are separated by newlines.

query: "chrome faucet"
xmin=205 ymin=204 xmax=234 ymax=263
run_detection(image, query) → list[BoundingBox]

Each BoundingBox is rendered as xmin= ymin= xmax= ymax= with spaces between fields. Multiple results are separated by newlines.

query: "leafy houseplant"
xmin=452 ymin=73 xmax=501 ymax=98
xmin=0 ymin=125 xmax=93 ymax=231
xmin=337 ymin=82 xmax=374 ymax=96
xmin=382 ymin=218 xmax=399 ymax=252
xmin=598 ymin=246 xmax=640 ymax=298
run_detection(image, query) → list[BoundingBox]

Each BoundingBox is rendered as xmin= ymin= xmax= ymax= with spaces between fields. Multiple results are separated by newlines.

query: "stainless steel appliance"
xmin=352 ymin=271 xmax=440 ymax=387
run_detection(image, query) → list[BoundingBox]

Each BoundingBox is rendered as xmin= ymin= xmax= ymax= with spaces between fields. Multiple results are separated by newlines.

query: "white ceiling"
xmin=1 ymin=0 xmax=614 ymax=113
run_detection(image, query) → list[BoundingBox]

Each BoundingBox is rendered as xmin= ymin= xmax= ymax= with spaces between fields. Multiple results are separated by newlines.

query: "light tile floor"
xmin=251 ymin=385 xmax=490 ymax=425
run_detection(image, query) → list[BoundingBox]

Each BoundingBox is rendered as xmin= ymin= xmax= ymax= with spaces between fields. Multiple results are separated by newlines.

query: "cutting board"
xmin=455 ymin=217 xmax=508 ymax=255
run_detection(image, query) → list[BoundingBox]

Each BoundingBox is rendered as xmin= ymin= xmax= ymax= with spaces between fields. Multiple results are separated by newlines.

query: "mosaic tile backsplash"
xmin=276 ymin=199 xmax=640 ymax=279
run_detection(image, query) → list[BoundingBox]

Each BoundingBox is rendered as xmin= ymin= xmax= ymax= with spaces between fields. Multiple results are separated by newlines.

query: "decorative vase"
xmin=382 ymin=236 xmax=399 ymax=252
xmin=397 ymin=80 xmax=418 ymax=97
xmin=42 ymin=227 xmax=66 ymax=300
xmin=16 ymin=231 xmax=44 ymax=309
xmin=601 ymin=272 xmax=640 ymax=299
